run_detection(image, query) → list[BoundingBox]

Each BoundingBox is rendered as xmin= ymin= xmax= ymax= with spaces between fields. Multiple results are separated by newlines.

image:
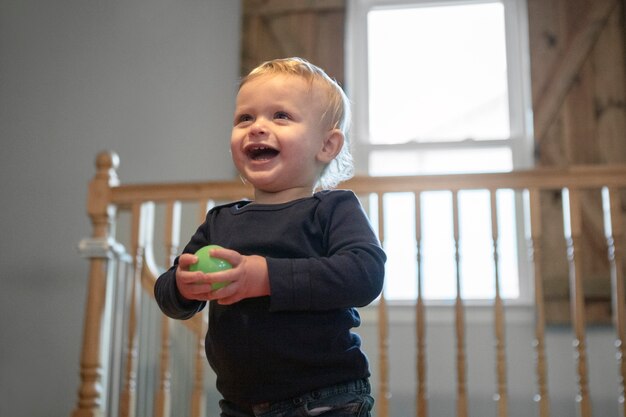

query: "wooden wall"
xmin=240 ymin=0 xmax=626 ymax=323
xmin=240 ymin=0 xmax=346 ymax=85
xmin=527 ymin=0 xmax=626 ymax=323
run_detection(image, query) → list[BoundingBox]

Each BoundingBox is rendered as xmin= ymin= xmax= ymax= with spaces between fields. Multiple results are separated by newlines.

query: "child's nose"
xmin=250 ymin=119 xmax=267 ymax=135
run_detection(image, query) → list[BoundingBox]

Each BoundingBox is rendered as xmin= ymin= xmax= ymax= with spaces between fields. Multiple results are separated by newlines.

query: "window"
xmin=346 ymin=0 xmax=534 ymax=301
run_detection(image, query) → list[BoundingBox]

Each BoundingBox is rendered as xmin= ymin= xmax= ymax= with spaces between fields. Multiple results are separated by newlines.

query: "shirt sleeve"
xmin=154 ymin=265 xmax=206 ymax=320
xmin=153 ymin=216 xmax=210 ymax=320
xmin=267 ymin=190 xmax=386 ymax=311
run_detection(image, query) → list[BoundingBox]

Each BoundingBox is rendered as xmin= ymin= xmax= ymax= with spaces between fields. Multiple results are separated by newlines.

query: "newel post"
xmin=71 ymin=151 xmax=120 ymax=417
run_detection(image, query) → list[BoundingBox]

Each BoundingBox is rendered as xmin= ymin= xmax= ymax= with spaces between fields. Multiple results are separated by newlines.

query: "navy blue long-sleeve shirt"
xmin=154 ymin=189 xmax=386 ymax=405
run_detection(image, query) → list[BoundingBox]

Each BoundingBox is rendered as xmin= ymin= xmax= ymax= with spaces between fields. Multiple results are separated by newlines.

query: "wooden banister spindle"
xmin=72 ymin=152 xmax=120 ymax=417
xmin=166 ymin=201 xmax=182 ymax=265
xmin=452 ymin=191 xmax=468 ymax=417
xmin=198 ymin=199 xmax=215 ymax=224
xmin=562 ymin=188 xmax=592 ymax=417
xmin=525 ymin=189 xmax=551 ymax=417
xmin=154 ymin=201 xmax=181 ymax=417
xmin=377 ymin=192 xmax=390 ymax=417
xmin=490 ymin=190 xmax=508 ymax=417
xmin=414 ymin=192 xmax=428 ymax=417
xmin=191 ymin=317 xmax=207 ymax=417
xmin=119 ymin=202 xmax=148 ymax=417
xmin=602 ymin=187 xmax=626 ymax=416
xmin=155 ymin=300 xmax=172 ymax=417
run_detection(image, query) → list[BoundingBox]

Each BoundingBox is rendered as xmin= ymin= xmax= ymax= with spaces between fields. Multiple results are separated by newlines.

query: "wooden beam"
xmin=244 ymin=0 xmax=345 ymax=16
xmin=533 ymin=0 xmax=619 ymax=142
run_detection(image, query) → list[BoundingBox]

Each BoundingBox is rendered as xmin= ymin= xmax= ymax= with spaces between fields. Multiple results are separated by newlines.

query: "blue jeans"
xmin=219 ymin=379 xmax=374 ymax=417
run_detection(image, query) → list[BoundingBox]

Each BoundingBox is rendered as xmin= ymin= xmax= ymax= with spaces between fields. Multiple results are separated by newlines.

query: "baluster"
xmin=377 ymin=192 xmax=390 ymax=417
xmin=155 ymin=201 xmax=181 ymax=417
xmin=166 ymin=201 xmax=182 ymax=264
xmin=415 ymin=191 xmax=428 ymax=417
xmin=490 ymin=190 xmax=508 ymax=417
xmin=191 ymin=315 xmax=207 ymax=417
xmin=198 ymin=199 xmax=214 ymax=224
xmin=452 ymin=191 xmax=468 ymax=417
xmin=525 ymin=189 xmax=551 ymax=417
xmin=562 ymin=188 xmax=592 ymax=417
xmin=120 ymin=202 xmax=149 ymax=417
xmin=602 ymin=187 xmax=626 ymax=416
xmin=72 ymin=152 xmax=119 ymax=417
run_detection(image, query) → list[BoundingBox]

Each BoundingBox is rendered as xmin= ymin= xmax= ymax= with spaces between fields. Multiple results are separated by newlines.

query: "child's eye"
xmin=236 ymin=114 xmax=253 ymax=124
xmin=274 ymin=111 xmax=290 ymax=120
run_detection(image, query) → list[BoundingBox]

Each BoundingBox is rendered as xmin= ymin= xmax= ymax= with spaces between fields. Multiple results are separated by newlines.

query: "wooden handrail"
xmin=107 ymin=165 xmax=626 ymax=206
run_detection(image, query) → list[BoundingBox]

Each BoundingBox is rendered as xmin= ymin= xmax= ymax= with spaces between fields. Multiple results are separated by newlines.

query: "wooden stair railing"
xmin=71 ymin=151 xmax=626 ymax=417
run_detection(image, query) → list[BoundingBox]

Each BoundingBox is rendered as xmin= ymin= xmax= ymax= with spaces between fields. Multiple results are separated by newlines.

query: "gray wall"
xmin=0 ymin=1 xmax=241 ymax=416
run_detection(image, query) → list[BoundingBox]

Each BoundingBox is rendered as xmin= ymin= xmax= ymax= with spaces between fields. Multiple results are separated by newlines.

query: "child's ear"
xmin=317 ymin=129 xmax=344 ymax=163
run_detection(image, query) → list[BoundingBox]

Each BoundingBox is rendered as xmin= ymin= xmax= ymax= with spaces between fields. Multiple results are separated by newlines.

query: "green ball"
xmin=189 ymin=244 xmax=232 ymax=290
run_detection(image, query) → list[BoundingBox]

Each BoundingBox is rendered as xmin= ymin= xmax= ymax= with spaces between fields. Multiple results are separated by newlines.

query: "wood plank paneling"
xmin=241 ymin=0 xmax=345 ymax=84
xmin=527 ymin=0 xmax=626 ymax=323
xmin=239 ymin=0 xmax=626 ymax=323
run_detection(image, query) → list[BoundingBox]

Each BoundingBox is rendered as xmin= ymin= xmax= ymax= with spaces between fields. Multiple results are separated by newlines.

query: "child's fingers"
xmin=177 ymin=253 xmax=198 ymax=270
xmin=209 ymin=282 xmax=241 ymax=305
xmin=181 ymin=268 xmax=231 ymax=289
xmin=208 ymin=247 xmax=241 ymax=267
xmin=176 ymin=270 xmax=215 ymax=300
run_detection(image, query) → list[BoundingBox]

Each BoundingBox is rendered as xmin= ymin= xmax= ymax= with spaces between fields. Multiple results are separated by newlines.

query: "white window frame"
xmin=345 ymin=0 xmax=535 ymax=305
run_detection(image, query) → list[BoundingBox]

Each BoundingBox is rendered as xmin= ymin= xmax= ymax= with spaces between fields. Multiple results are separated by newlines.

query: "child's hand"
xmin=203 ymin=246 xmax=270 ymax=305
xmin=175 ymin=253 xmax=216 ymax=301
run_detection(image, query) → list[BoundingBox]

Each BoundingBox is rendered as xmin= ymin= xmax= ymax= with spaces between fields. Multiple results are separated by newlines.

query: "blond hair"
xmin=240 ymin=57 xmax=354 ymax=190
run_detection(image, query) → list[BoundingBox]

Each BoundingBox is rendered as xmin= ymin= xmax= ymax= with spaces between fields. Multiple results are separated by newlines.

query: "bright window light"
xmin=378 ymin=189 xmax=519 ymax=301
xmin=370 ymin=147 xmax=513 ymax=176
xmin=368 ymin=3 xmax=510 ymax=144
xmin=348 ymin=0 xmax=533 ymax=302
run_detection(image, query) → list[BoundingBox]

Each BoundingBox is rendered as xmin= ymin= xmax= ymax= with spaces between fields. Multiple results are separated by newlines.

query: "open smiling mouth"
xmin=246 ymin=145 xmax=280 ymax=161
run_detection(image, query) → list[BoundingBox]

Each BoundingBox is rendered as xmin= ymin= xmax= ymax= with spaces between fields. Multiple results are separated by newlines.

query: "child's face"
xmin=231 ymin=74 xmax=339 ymax=203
